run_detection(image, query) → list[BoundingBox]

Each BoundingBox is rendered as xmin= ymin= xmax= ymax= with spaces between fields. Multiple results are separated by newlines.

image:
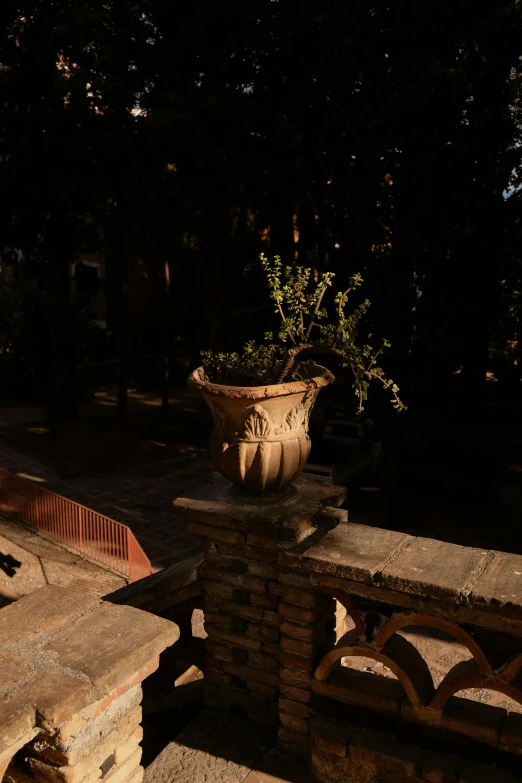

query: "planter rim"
xmin=189 ymin=364 xmax=334 ymax=400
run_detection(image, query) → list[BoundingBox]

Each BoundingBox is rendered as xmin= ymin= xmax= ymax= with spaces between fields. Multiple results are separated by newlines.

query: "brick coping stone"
xmin=0 ymin=584 xmax=179 ymax=754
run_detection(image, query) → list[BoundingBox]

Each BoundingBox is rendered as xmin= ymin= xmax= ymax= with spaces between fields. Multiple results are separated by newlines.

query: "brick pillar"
xmin=0 ymin=584 xmax=178 ymax=783
xmin=173 ymin=474 xmax=346 ymax=755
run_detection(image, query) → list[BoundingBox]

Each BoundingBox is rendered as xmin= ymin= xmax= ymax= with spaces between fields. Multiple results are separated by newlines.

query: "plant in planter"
xmin=189 ymin=254 xmax=404 ymax=495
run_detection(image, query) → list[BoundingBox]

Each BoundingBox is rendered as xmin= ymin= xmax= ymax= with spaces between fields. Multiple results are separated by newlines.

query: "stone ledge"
xmin=173 ymin=474 xmax=346 ymax=545
xmin=0 ymin=585 xmax=179 ymax=749
xmin=286 ymin=522 xmax=522 ymax=625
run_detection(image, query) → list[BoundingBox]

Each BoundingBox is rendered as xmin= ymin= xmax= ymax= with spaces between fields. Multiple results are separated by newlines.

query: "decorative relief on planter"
xmin=189 ymin=365 xmax=334 ymax=495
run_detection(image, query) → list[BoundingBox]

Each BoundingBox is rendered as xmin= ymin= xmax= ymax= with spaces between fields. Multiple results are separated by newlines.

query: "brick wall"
xmin=173 ymin=473 xmax=522 ymax=783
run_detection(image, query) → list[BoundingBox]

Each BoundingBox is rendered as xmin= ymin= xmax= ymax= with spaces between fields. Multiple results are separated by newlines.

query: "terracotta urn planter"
xmin=189 ymin=364 xmax=334 ymax=495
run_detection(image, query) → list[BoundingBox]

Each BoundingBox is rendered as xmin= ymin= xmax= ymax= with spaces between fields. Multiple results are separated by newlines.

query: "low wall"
xmin=173 ymin=473 xmax=522 ymax=783
xmin=0 ymin=584 xmax=178 ymax=783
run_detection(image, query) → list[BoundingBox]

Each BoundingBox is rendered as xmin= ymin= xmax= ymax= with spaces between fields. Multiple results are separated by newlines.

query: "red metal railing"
xmin=0 ymin=468 xmax=152 ymax=581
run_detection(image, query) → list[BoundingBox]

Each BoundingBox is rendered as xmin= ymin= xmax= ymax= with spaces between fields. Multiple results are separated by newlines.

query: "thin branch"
xmin=304 ymin=284 xmax=327 ymax=341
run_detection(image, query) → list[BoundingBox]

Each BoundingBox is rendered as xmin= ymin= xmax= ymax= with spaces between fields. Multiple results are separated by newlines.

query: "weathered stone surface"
xmin=8 ymin=672 xmax=94 ymax=729
xmin=221 ymin=662 xmax=279 ymax=688
xmin=143 ymin=707 xmax=272 ymax=783
xmin=0 ymin=585 xmax=100 ymax=643
xmin=350 ymin=730 xmax=422 ymax=779
xmin=378 ymin=537 xmax=489 ymax=601
xmin=0 ymin=699 xmax=35 ymax=754
xmin=310 ymin=716 xmax=352 ymax=758
xmin=470 ymin=551 xmax=522 ymax=614
xmin=500 ymin=710 xmax=522 ymax=752
xmin=284 ymin=524 xmax=411 ymax=583
xmin=403 ymin=696 xmax=505 ymax=744
xmin=105 ymin=554 xmax=203 ymax=609
xmin=40 ymin=602 xmax=179 ymax=693
xmin=311 ymin=666 xmax=404 ymax=715
xmin=0 ymin=650 xmax=31 ymax=686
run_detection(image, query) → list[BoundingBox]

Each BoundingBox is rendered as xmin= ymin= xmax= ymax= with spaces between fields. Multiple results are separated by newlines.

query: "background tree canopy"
xmin=1 ymin=0 xmax=522 ymax=425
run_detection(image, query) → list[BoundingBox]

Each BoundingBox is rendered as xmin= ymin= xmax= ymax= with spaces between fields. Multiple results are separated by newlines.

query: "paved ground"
xmin=144 ymin=708 xmax=313 ymax=783
xmin=0 ymin=513 xmax=126 ymax=604
xmin=0 ymin=405 xmax=210 ymax=573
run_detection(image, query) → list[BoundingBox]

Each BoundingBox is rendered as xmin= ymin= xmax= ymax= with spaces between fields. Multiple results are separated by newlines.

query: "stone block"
xmin=248 ymin=652 xmax=278 ymax=671
xmin=280 ymin=684 xmax=310 ymax=703
xmin=251 ymin=593 xmax=279 ymax=610
xmin=310 ymin=716 xmax=352 ymax=758
xmin=247 ymin=683 xmax=278 ymax=701
xmin=221 ymin=662 xmax=279 ymax=688
xmin=262 ymin=642 xmax=280 ymax=657
xmin=350 ymin=730 xmax=422 ymax=778
xmin=470 ymin=551 xmax=522 ymax=616
xmin=114 ymin=725 xmax=143 ymax=765
xmin=87 ymin=660 xmax=156 ymax=720
xmin=186 ymin=521 xmax=246 ymax=544
xmin=280 ymin=667 xmax=312 ymax=687
xmin=459 ymin=763 xmax=519 ymax=783
xmin=421 ymin=751 xmax=460 ymax=783
xmin=205 ymin=625 xmax=262 ymax=651
xmin=378 ymin=537 xmax=489 ymax=601
xmin=205 ymin=580 xmax=234 ymax=599
xmin=500 ymin=711 xmax=522 ymax=752
xmin=310 ymin=746 xmax=354 ymax=783
xmin=279 ymin=651 xmax=314 ymax=673
xmin=247 ymin=624 xmax=279 ymax=642
xmin=102 ymin=747 xmax=142 ymax=783
xmin=311 ymin=666 xmax=403 ymax=715
xmin=247 ymin=534 xmax=278 ymax=551
xmin=218 ymin=543 xmax=278 ymax=564
xmin=278 ymin=727 xmax=309 ymax=752
xmin=206 ymin=640 xmax=235 ymax=662
xmin=0 ymin=585 xmax=100 ymax=643
xmin=201 ymin=566 xmax=267 ymax=593
xmin=248 ymin=563 xmax=279 ymax=580
xmin=220 ymin=600 xmax=264 ymax=621
xmin=205 ymin=669 xmax=233 ymax=687
xmin=8 ymin=672 xmax=94 ymax=730
xmin=403 ymin=696 xmax=505 ymax=744
xmin=279 ymin=698 xmax=309 ymax=719
xmin=279 ymin=713 xmax=309 ymax=734
xmin=278 ymin=571 xmax=313 ymax=589
xmin=0 ymin=651 xmax=31 ymax=687
xmin=279 ymin=597 xmax=331 ymax=625
xmin=268 ymin=585 xmax=318 ymax=608
xmin=39 ymin=602 xmax=178 ymax=695
xmin=289 ymin=524 xmax=412 ymax=583
xmin=280 ymin=622 xmax=315 ymax=642
xmin=280 ymin=636 xmax=315 ymax=658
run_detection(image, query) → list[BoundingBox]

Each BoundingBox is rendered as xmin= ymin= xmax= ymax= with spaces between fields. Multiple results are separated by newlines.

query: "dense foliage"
xmin=1 ymin=0 xmax=522 ymax=422
xmin=202 ymin=254 xmax=404 ymax=412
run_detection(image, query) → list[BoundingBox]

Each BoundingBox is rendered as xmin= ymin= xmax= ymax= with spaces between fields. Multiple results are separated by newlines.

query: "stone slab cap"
xmin=0 ymin=699 xmax=35 ymax=754
xmin=289 ymin=523 xmax=412 ymax=583
xmin=377 ymin=537 xmax=490 ymax=601
xmin=104 ymin=554 xmax=203 ymax=608
xmin=0 ymin=650 xmax=31 ymax=687
xmin=0 ymin=584 xmax=100 ymax=644
xmin=173 ymin=473 xmax=346 ymax=538
xmin=7 ymin=672 xmax=94 ymax=730
xmin=469 ymin=551 xmax=522 ymax=617
xmin=39 ymin=601 xmax=179 ymax=694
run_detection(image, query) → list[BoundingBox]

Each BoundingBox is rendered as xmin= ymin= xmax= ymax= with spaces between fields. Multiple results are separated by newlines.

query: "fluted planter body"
xmin=189 ymin=365 xmax=334 ymax=495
